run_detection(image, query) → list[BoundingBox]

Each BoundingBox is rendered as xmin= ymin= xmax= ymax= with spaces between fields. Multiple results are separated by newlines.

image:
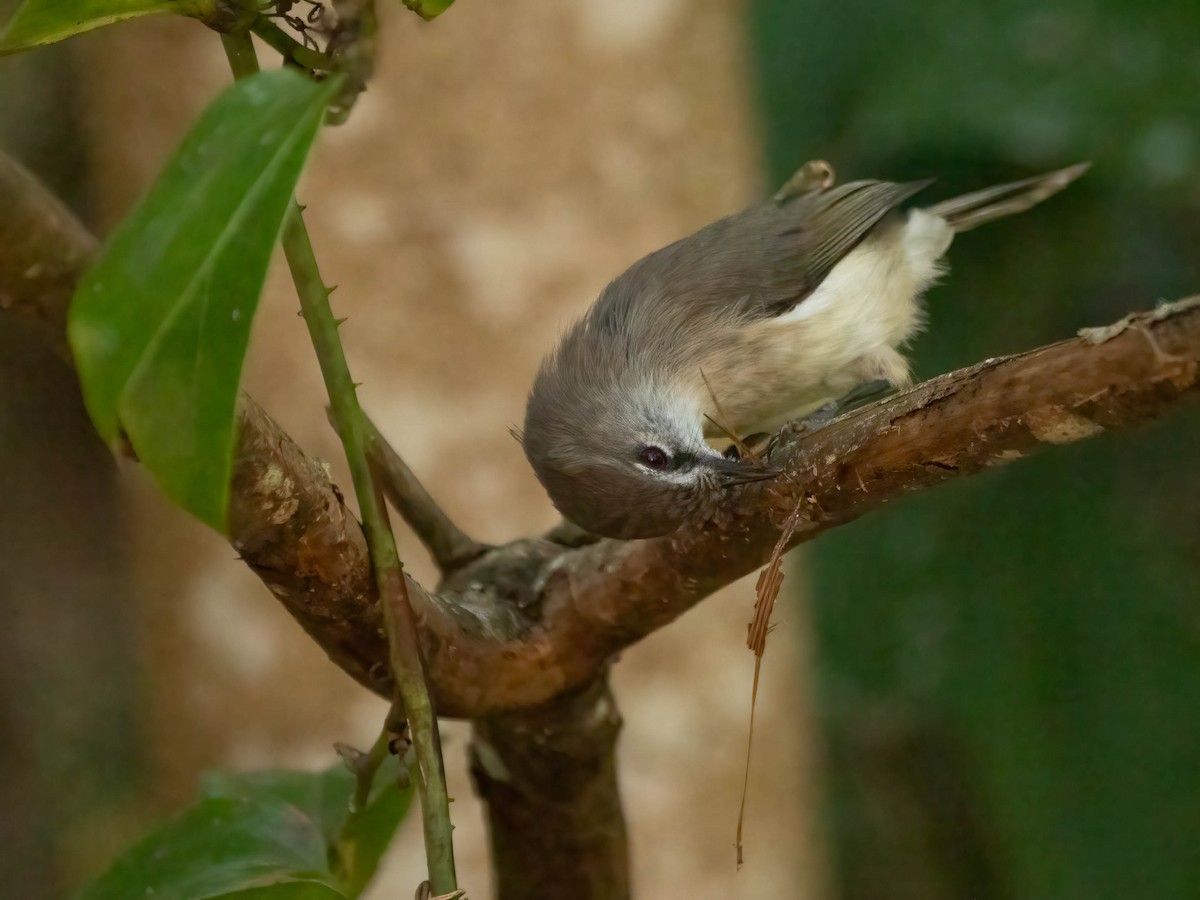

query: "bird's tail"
xmin=927 ymin=162 xmax=1090 ymax=233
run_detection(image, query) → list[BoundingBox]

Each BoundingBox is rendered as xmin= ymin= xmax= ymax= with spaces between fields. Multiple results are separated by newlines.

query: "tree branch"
xmin=225 ymin=29 xmax=457 ymax=890
xmin=228 ymin=392 xmax=389 ymax=691
xmin=0 ymin=153 xmax=95 ymax=362
xmin=222 ymin=299 xmax=1200 ymax=723
xmin=0 ymin=149 xmax=458 ymax=700
xmin=363 ymin=413 xmax=488 ymax=573
xmin=4 ymin=147 xmax=1199 ymax=718
xmin=418 ymin=297 xmax=1200 ymax=714
xmin=5 ymin=147 xmax=1199 ymax=899
xmin=469 ymin=676 xmax=628 ymax=900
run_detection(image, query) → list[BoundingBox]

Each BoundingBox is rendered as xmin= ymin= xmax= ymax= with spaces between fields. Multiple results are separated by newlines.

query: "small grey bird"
xmin=522 ymin=161 xmax=1088 ymax=539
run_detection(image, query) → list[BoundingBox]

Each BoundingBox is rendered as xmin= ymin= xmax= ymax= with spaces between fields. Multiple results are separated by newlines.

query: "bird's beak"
xmin=699 ymin=455 xmax=780 ymax=487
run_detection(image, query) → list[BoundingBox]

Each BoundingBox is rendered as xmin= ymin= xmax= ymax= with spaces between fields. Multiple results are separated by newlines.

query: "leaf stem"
xmin=251 ymin=19 xmax=334 ymax=72
xmin=219 ymin=31 xmax=258 ymax=79
xmin=342 ymin=720 xmax=392 ymax=814
xmin=219 ymin=28 xmax=459 ymax=895
xmin=362 ymin=412 xmax=487 ymax=573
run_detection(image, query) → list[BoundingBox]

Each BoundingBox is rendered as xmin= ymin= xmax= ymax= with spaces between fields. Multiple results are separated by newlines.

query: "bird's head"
xmin=522 ymin=368 xmax=774 ymax=539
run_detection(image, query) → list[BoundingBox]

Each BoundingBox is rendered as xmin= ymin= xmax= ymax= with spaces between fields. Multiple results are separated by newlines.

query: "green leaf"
xmin=203 ymin=759 xmax=414 ymax=895
xmin=336 ymin=758 xmax=414 ymax=895
xmin=400 ymin=0 xmax=456 ymax=21
xmin=78 ymin=797 xmax=348 ymax=900
xmin=0 ymin=0 xmax=205 ymax=54
xmin=68 ymin=69 xmax=338 ymax=531
xmin=223 ymin=888 xmax=345 ymax=900
xmin=223 ymin=887 xmax=347 ymax=900
xmin=202 ymin=768 xmax=357 ymax=848
xmin=81 ymin=760 xmax=413 ymax=900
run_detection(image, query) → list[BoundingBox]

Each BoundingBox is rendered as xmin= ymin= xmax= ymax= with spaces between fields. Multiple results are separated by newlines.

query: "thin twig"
xmin=335 ymin=696 xmax=407 ymax=814
xmin=344 ymin=728 xmax=390 ymax=809
xmin=371 ymin=476 xmax=455 ymax=881
xmin=251 ymin=18 xmax=335 ymax=72
xmin=362 ymin=413 xmax=487 ymax=573
xmin=326 ymin=0 xmax=379 ymax=124
xmin=220 ymin=31 xmax=458 ymax=894
xmin=279 ymin=204 xmax=459 ymax=893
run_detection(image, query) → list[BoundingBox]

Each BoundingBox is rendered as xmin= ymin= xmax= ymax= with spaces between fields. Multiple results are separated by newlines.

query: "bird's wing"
xmin=587 ymin=177 xmax=933 ymax=345
xmin=771 ymin=178 xmax=934 ymax=310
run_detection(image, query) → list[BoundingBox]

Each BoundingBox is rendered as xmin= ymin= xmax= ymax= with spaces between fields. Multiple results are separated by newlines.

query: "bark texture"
xmin=4 ymin=148 xmax=1199 ymax=897
xmin=470 ymin=677 xmax=628 ymax=900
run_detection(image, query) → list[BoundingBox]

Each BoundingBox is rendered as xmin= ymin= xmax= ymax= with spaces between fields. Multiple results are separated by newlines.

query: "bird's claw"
xmin=723 ymin=432 xmax=771 ymax=461
xmin=785 ymin=379 xmax=897 ymax=436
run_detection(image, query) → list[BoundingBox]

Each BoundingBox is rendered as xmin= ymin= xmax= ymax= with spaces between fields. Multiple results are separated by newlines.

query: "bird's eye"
xmin=638 ymin=445 xmax=670 ymax=471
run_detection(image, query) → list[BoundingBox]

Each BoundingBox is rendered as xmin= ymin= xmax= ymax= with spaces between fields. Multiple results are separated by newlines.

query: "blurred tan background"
xmin=1 ymin=2 xmax=828 ymax=898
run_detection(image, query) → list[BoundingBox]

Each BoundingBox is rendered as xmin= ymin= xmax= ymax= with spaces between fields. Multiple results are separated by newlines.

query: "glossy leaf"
xmin=335 ymin=757 xmax=414 ymax=896
xmin=202 ymin=768 xmax=357 ymax=847
xmin=81 ymin=760 xmax=413 ymax=900
xmin=78 ymin=797 xmax=347 ymax=900
xmin=69 ymin=69 xmax=337 ymax=531
xmin=224 ymin=888 xmax=344 ymax=900
xmin=0 ymin=0 xmax=201 ymax=54
xmin=203 ymin=758 xmax=414 ymax=895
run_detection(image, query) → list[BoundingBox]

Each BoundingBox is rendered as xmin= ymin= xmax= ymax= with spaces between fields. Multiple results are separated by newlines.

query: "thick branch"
xmin=418 ymin=298 xmax=1200 ymax=714
xmin=469 ymin=676 xmax=628 ymax=900
xmin=5 ymin=147 xmax=1199 ymax=719
xmin=229 ymin=394 xmax=389 ymax=692
xmin=0 ymin=154 xmax=95 ymax=362
xmin=0 ymin=149 xmax=460 ymax=701
xmin=8 ymin=145 xmax=1198 ymax=900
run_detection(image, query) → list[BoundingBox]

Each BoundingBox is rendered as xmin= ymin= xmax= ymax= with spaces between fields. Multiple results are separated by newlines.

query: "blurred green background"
xmin=750 ymin=1 xmax=1200 ymax=897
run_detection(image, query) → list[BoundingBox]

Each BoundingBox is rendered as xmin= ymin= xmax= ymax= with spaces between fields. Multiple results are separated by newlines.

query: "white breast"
xmin=777 ymin=208 xmax=951 ymax=339
xmin=697 ymin=209 xmax=955 ymax=437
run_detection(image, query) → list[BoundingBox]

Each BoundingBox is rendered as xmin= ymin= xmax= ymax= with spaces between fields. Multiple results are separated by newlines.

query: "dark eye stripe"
xmin=671 ymin=451 xmax=696 ymax=471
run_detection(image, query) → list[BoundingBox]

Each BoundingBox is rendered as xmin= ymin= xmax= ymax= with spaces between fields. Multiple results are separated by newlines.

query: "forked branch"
xmin=6 ymin=145 xmax=1199 ymax=900
xmin=363 ymin=413 xmax=488 ymax=573
xmin=3 ymin=147 xmax=1198 ymax=720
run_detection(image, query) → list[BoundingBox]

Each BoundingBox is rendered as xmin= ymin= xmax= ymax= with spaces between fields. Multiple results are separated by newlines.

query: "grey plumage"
xmin=523 ymin=162 xmax=1088 ymax=539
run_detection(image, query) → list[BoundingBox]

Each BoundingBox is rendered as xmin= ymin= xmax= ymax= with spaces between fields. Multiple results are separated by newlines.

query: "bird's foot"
xmin=723 ymin=380 xmax=898 ymax=461
xmin=785 ymin=379 xmax=897 ymax=435
xmin=722 ymin=432 xmax=772 ymax=461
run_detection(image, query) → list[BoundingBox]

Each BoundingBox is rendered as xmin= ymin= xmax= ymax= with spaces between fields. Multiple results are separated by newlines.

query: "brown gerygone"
xmin=522 ymin=161 xmax=1088 ymax=539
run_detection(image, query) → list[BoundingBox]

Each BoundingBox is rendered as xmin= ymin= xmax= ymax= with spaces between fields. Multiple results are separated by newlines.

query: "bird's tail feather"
xmin=928 ymin=162 xmax=1090 ymax=233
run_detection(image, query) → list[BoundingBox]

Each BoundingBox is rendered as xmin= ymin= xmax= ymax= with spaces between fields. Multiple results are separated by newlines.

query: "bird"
xmin=521 ymin=160 xmax=1089 ymax=539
